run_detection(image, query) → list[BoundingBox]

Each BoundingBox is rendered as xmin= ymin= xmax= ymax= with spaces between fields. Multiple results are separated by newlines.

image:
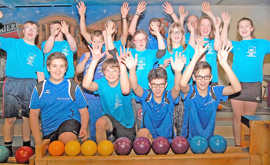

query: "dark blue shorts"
xmin=3 ymin=77 xmax=36 ymax=118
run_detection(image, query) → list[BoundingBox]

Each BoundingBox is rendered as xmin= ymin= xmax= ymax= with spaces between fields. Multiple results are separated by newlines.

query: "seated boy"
xmin=30 ymin=52 xmax=89 ymax=145
xmin=180 ymin=43 xmax=241 ymax=140
xmin=123 ymin=50 xmax=186 ymax=141
xmin=82 ymin=47 xmax=135 ymax=143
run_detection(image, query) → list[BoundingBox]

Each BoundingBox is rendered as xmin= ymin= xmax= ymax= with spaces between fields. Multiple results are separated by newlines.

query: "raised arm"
xmin=187 ymin=21 xmax=196 ymax=47
xmin=77 ymin=1 xmax=92 ymax=44
xmin=180 ymin=41 xmax=208 ymax=94
xmin=213 ymin=16 xmax=222 ymax=51
xmin=120 ymin=2 xmax=130 ymax=46
xmin=217 ymin=43 xmax=241 ymax=95
xmin=221 ymin=11 xmax=231 ymax=44
xmin=43 ymin=26 xmax=60 ymax=53
xmin=82 ymin=45 xmax=104 ymax=91
xmin=201 ymin=1 xmax=216 ymax=24
xmin=117 ymin=47 xmax=131 ymax=95
xmin=150 ymin=23 xmax=165 ymax=50
xmin=30 ymin=109 xmax=42 ymax=145
xmin=128 ymin=1 xmax=147 ymax=36
xmin=178 ymin=6 xmax=189 ymax=28
xmin=61 ymin=21 xmax=77 ymax=52
xmin=76 ymin=52 xmax=90 ymax=74
xmin=122 ymin=50 xmax=143 ymax=97
xmin=170 ymin=52 xmax=186 ymax=99
xmin=163 ymin=1 xmax=179 ymax=23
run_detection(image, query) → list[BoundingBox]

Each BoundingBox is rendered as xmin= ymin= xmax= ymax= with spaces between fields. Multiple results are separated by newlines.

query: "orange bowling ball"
xmin=218 ymin=104 xmax=223 ymax=110
xmin=97 ymin=140 xmax=114 ymax=156
xmin=65 ymin=140 xmax=81 ymax=156
xmin=48 ymin=140 xmax=65 ymax=156
xmin=81 ymin=140 xmax=97 ymax=156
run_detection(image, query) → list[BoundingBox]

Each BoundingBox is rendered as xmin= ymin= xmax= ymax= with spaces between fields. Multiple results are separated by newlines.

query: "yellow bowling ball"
xmin=81 ymin=140 xmax=97 ymax=156
xmin=65 ymin=140 xmax=81 ymax=156
xmin=97 ymin=140 xmax=114 ymax=156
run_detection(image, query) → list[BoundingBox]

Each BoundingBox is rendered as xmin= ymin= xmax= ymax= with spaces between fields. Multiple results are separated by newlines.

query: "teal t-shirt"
xmin=94 ymin=77 xmax=135 ymax=128
xmin=0 ymin=37 xmax=43 ymax=78
xmin=204 ymin=38 xmax=218 ymax=83
xmin=42 ymin=40 xmax=76 ymax=79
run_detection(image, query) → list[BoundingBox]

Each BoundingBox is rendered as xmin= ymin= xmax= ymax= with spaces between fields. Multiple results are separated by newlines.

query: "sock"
xmin=23 ymin=141 xmax=31 ymax=146
xmin=4 ymin=141 xmax=13 ymax=156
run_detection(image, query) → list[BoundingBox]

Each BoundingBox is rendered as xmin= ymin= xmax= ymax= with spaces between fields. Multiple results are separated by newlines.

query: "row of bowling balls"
xmin=48 ymin=135 xmax=227 ymax=156
xmin=0 ymin=146 xmax=34 ymax=163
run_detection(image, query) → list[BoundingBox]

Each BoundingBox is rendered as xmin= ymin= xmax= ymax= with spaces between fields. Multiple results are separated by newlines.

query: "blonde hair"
xmin=102 ymin=58 xmax=119 ymax=73
xmin=198 ymin=16 xmax=215 ymax=39
xmin=167 ymin=22 xmax=185 ymax=53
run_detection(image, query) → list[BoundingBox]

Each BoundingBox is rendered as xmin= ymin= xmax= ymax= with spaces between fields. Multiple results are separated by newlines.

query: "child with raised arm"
xmin=221 ymin=12 xmax=270 ymax=146
xmin=180 ymin=43 xmax=241 ymax=141
xmin=29 ymin=52 xmax=89 ymax=145
xmin=123 ymin=50 xmax=186 ymax=141
xmin=42 ymin=20 xmax=77 ymax=79
xmin=82 ymin=47 xmax=135 ymax=143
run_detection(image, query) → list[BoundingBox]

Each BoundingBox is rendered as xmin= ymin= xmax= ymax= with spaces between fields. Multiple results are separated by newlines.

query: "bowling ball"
xmin=133 ymin=137 xmax=151 ymax=155
xmin=15 ymin=146 xmax=34 ymax=163
xmin=0 ymin=146 xmax=9 ymax=163
xmin=81 ymin=140 xmax=97 ymax=156
xmin=189 ymin=136 xmax=208 ymax=154
xmin=97 ymin=140 xmax=114 ymax=156
xmin=65 ymin=140 xmax=81 ymax=156
xmin=171 ymin=136 xmax=189 ymax=154
xmin=209 ymin=135 xmax=227 ymax=153
xmin=152 ymin=137 xmax=170 ymax=155
xmin=48 ymin=140 xmax=65 ymax=156
xmin=114 ymin=137 xmax=132 ymax=155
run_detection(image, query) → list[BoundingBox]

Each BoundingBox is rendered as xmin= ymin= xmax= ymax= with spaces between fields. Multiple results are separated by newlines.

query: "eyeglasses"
xmin=151 ymin=83 xmax=166 ymax=88
xmin=195 ymin=75 xmax=211 ymax=80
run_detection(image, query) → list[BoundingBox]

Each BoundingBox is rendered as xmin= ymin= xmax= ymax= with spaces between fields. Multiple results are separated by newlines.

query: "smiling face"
xmin=133 ymin=31 xmax=147 ymax=51
xmin=199 ymin=18 xmax=212 ymax=38
xmin=187 ymin=15 xmax=199 ymax=31
xmin=193 ymin=68 xmax=212 ymax=92
xmin=149 ymin=78 xmax=167 ymax=98
xmin=47 ymin=54 xmax=67 ymax=84
xmin=103 ymin=65 xmax=120 ymax=85
xmin=169 ymin=25 xmax=184 ymax=43
xmin=237 ymin=19 xmax=254 ymax=40
xmin=23 ymin=23 xmax=38 ymax=43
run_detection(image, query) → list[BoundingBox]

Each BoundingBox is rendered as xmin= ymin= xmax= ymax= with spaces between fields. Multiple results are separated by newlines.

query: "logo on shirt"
xmin=62 ymin=46 xmax=69 ymax=56
xmin=27 ymin=53 xmax=37 ymax=66
xmin=44 ymin=89 xmax=50 ymax=94
xmin=114 ymin=94 xmax=123 ymax=109
xmin=246 ymin=46 xmax=256 ymax=57
xmin=204 ymin=99 xmax=215 ymax=106
xmin=137 ymin=58 xmax=146 ymax=70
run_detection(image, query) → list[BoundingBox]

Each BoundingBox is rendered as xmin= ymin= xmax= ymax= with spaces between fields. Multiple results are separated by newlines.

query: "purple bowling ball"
xmin=171 ymin=136 xmax=189 ymax=154
xmin=114 ymin=137 xmax=132 ymax=155
xmin=133 ymin=137 xmax=151 ymax=155
xmin=152 ymin=137 xmax=170 ymax=155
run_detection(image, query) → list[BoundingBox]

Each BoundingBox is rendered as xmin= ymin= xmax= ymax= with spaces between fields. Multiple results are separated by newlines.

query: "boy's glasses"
xmin=151 ymin=83 xmax=166 ymax=88
xmin=195 ymin=75 xmax=211 ymax=80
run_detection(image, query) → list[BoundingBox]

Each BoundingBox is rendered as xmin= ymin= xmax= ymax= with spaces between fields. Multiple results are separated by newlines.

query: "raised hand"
xmin=105 ymin=20 xmax=116 ymax=36
xmin=149 ymin=23 xmax=160 ymax=36
xmin=194 ymin=39 xmax=209 ymax=59
xmin=171 ymin=51 xmax=186 ymax=72
xmin=163 ymin=1 xmax=174 ymax=15
xmin=162 ymin=59 xmax=171 ymax=68
xmin=136 ymin=1 xmax=147 ymax=15
xmin=121 ymin=2 xmax=130 ymax=18
xmin=221 ymin=11 xmax=231 ymax=25
xmin=178 ymin=6 xmax=188 ymax=19
xmin=61 ymin=21 xmax=69 ymax=35
xmin=201 ymin=1 xmax=212 ymax=15
xmin=88 ymin=44 xmax=105 ymax=61
xmin=217 ymin=43 xmax=232 ymax=66
xmin=52 ymin=25 xmax=61 ymax=37
xmin=77 ymin=1 xmax=86 ymax=17
xmin=120 ymin=47 xmax=137 ymax=70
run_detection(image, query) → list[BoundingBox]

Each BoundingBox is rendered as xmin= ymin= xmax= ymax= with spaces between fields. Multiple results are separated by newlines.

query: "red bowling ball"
xmin=15 ymin=146 xmax=34 ymax=164
xmin=133 ymin=137 xmax=151 ymax=155
xmin=114 ymin=137 xmax=132 ymax=155
xmin=152 ymin=137 xmax=170 ymax=155
xmin=171 ymin=136 xmax=189 ymax=154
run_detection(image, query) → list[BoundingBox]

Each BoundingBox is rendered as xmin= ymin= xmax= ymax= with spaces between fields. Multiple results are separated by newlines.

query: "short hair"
xmin=91 ymin=30 xmax=104 ymax=42
xmin=236 ymin=17 xmax=255 ymax=41
xmin=148 ymin=67 xmax=167 ymax=83
xmin=102 ymin=58 xmax=119 ymax=73
xmin=193 ymin=61 xmax=212 ymax=75
xmin=149 ymin=18 xmax=161 ymax=27
xmin=46 ymin=52 xmax=68 ymax=67
xmin=50 ymin=20 xmax=61 ymax=25
xmin=23 ymin=21 xmax=39 ymax=28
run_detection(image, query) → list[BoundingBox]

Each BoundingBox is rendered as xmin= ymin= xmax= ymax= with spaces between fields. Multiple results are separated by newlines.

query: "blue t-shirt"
xmin=204 ymin=38 xmax=218 ymax=83
xmin=29 ymin=79 xmax=88 ymax=136
xmin=181 ymin=84 xmax=228 ymax=140
xmin=94 ymin=77 xmax=135 ymax=128
xmin=136 ymin=89 xmax=179 ymax=140
xmin=185 ymin=32 xmax=190 ymax=44
xmin=159 ymin=44 xmax=194 ymax=90
xmin=41 ymin=40 xmax=76 ymax=79
xmin=147 ymin=33 xmax=167 ymax=50
xmin=231 ymin=39 xmax=270 ymax=82
xmin=0 ymin=37 xmax=43 ymax=78
xmin=129 ymin=48 xmax=158 ymax=89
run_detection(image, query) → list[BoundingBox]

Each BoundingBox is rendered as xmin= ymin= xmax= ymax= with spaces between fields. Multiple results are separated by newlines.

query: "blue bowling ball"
xmin=209 ymin=135 xmax=227 ymax=153
xmin=189 ymin=136 xmax=208 ymax=154
xmin=0 ymin=146 xmax=9 ymax=163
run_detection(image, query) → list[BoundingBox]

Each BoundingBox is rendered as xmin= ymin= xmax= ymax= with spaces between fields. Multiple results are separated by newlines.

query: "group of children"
xmin=1 ymin=1 xmax=270 ymax=156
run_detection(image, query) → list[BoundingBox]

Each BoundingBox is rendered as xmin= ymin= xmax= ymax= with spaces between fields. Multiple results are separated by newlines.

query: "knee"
xmin=5 ymin=118 xmax=16 ymax=126
xmin=58 ymin=132 xmax=77 ymax=144
xmin=95 ymin=117 xmax=108 ymax=130
xmin=137 ymin=128 xmax=153 ymax=141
